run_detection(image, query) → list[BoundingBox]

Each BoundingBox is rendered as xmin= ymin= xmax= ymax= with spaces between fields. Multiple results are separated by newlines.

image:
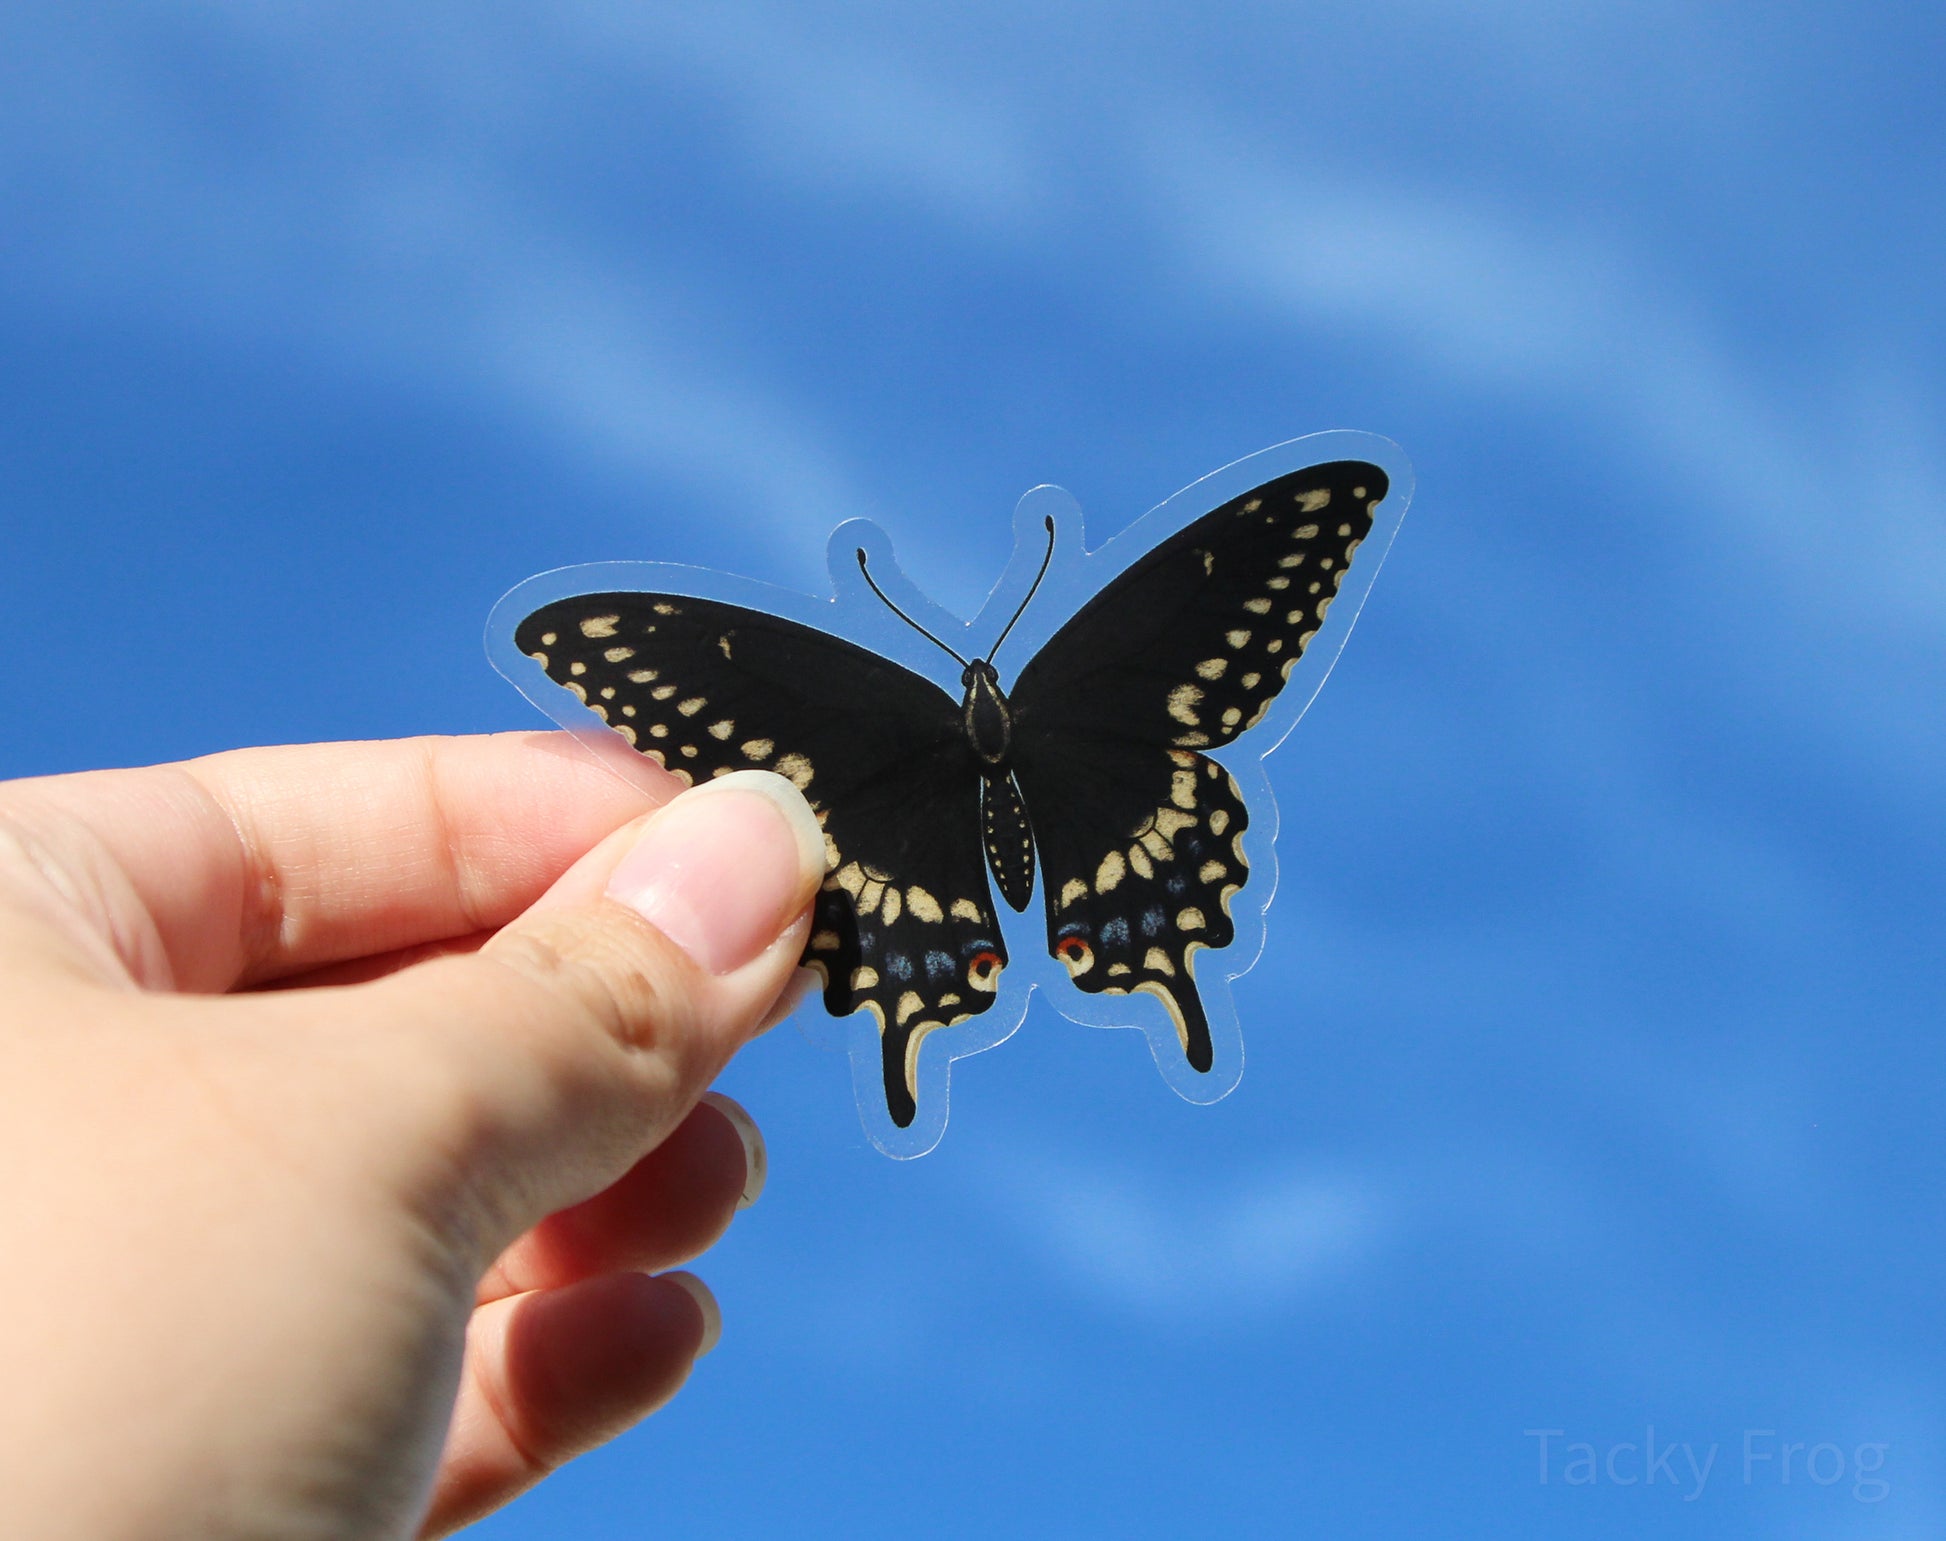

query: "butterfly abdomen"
xmin=980 ymin=771 xmax=1035 ymax=912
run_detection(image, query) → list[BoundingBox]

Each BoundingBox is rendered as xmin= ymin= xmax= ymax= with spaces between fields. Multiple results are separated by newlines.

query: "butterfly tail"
xmin=1149 ymin=970 xmax=1213 ymax=1073
xmin=880 ymin=1022 xmax=919 ymax=1129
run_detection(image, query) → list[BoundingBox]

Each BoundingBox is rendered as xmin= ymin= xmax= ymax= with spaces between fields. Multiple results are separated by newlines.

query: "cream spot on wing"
xmin=1208 ymin=808 xmax=1230 ymax=836
xmin=1175 ymin=731 xmax=1211 ymax=747
xmin=1155 ymin=808 xmax=1196 ymax=842
xmin=1241 ymin=671 xmax=1260 ymax=689
xmin=858 ymin=879 xmax=884 ymax=916
xmin=1286 ymin=611 xmax=1307 ymax=625
xmin=1267 ymin=576 xmax=1290 ymax=590
xmin=895 ymin=991 xmax=924 ymax=1027
xmin=1138 ymin=827 xmax=1171 ymax=862
xmin=580 ymin=615 xmax=620 ymax=638
xmin=880 ymin=887 xmax=902 ymax=925
xmin=1107 ymin=962 xmax=1131 ymax=977
xmin=1244 ymin=597 xmax=1272 ymax=615
xmin=906 ymin=886 xmax=943 ymax=923
xmin=1266 ymin=638 xmax=1283 ymax=655
xmin=652 ymin=602 xmax=678 ymax=616
xmin=589 ymin=701 xmax=609 ymax=719
xmin=774 ymin=752 xmax=814 ymax=789
xmin=709 ymin=720 xmax=734 ymax=739
xmin=1294 ymin=522 xmax=1320 ymax=539
xmin=811 ymin=930 xmax=841 ymax=951
xmin=601 ymin=647 xmax=633 ymax=666
xmin=1337 ymin=522 xmax=1353 ymax=536
xmin=1226 ymin=629 xmax=1251 ymax=649
xmin=600 ymin=686 xmax=616 ymax=700
xmin=1201 ymin=549 xmax=1214 ymax=575
xmin=565 ymin=682 xmax=587 ymax=702
xmin=950 ymin=897 xmax=983 ymax=922
xmin=1177 ymin=908 xmax=1206 ymax=931
xmin=1320 ymin=557 xmax=1336 ymax=571
xmin=1171 ymin=769 xmax=1198 ymax=810
xmin=1297 ymin=488 xmax=1331 ymax=513
xmin=1221 ymin=706 xmax=1243 ymax=728
xmin=527 ymin=651 xmax=549 ymax=668
xmin=1096 ymin=849 xmax=1126 ymax=892
xmin=652 ymin=684 xmax=677 ymax=700
xmin=1242 ymin=498 xmax=1262 ymax=513
xmin=741 ymin=738 xmax=774 ymax=760
xmin=717 ymin=635 xmax=733 ymax=659
xmin=678 ymin=697 xmax=705 ymax=716
xmin=629 ymin=668 xmax=658 ymax=683
xmin=1353 ymin=485 xmax=1367 ymax=498
xmin=1128 ymin=843 xmax=1155 ymax=879
xmin=1167 ymin=683 xmax=1203 ymax=726
xmin=1196 ymin=658 xmax=1227 ymax=680
xmin=1298 ymin=629 xmax=1318 ymax=650
xmin=616 ymin=723 xmax=636 ymax=745
xmin=1059 ymin=878 xmax=1087 ymax=908
xmin=823 ymin=832 xmax=840 ymax=869
xmin=649 ymin=723 xmax=668 ymax=738
xmin=569 ymin=661 xmax=587 ymax=676
xmin=1278 ymin=553 xmax=1306 ymax=569
xmin=680 ymin=744 xmax=698 ymax=758
xmin=1143 ymin=946 xmax=1176 ymax=977
xmin=1308 ymin=581 xmax=1322 ymax=594
xmin=835 ymin=862 xmax=865 ymax=897
xmin=852 ymin=966 xmax=879 ymax=989
xmin=622 ymin=705 xmax=636 ymax=717
xmin=539 ymin=631 xmax=557 ymax=646
xmin=1346 ymin=537 xmax=1363 ymax=560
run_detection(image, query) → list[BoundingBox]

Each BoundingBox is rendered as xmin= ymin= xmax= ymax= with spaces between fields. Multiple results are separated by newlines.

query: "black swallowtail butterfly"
xmin=511 ymin=457 xmax=1391 ymax=1131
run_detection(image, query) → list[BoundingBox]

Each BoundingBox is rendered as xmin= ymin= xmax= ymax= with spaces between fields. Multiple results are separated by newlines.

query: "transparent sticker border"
xmin=487 ymin=429 xmax=1413 ymax=1157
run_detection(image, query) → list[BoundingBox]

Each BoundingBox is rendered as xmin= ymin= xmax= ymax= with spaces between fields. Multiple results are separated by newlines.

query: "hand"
xmin=0 ymin=733 xmax=823 ymax=1540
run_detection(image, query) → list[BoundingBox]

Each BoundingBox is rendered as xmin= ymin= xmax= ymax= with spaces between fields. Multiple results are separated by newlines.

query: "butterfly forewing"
xmin=1009 ymin=459 xmax=1387 ymax=1067
xmin=1012 ymin=461 xmax=1386 ymax=753
xmin=514 ymin=594 xmax=1009 ymax=1126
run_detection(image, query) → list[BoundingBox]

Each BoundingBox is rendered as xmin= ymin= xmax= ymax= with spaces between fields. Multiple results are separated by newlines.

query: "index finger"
xmin=0 ymin=733 xmax=674 ymax=992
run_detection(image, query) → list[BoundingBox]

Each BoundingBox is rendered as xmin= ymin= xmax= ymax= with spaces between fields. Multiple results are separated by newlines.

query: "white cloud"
xmin=976 ymin=1146 xmax=1387 ymax=1323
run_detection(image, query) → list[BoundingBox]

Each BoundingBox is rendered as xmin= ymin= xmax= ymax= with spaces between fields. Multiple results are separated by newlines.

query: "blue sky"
xmin=3 ymin=3 xmax=1943 ymax=1536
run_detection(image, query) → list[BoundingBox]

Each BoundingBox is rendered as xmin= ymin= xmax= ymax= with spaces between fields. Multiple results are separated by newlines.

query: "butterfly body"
xmin=499 ymin=446 xmax=1405 ymax=1146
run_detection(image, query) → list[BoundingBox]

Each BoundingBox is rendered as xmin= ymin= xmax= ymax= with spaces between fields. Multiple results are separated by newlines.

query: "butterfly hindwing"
xmin=1009 ymin=459 xmax=1387 ymax=1068
xmin=1011 ymin=736 xmax=1249 ymax=1069
xmin=513 ymin=594 xmax=1008 ymax=1127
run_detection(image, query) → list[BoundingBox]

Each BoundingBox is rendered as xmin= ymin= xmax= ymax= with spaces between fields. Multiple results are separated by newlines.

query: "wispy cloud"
xmin=973 ymin=1143 xmax=1388 ymax=1324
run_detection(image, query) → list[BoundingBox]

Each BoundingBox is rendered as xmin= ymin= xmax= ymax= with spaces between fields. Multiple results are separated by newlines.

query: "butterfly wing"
xmin=514 ymin=595 xmax=1008 ymax=1128
xmin=1009 ymin=459 xmax=1388 ymax=1067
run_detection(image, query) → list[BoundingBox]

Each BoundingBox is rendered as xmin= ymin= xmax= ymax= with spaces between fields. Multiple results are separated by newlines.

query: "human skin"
xmin=0 ymin=732 xmax=822 ymax=1540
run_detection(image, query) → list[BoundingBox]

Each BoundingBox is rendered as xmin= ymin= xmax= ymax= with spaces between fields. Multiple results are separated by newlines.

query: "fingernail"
xmin=605 ymin=771 xmax=824 ymax=975
xmin=660 ymin=1271 xmax=722 ymax=1358
xmin=701 ymin=1091 xmax=768 ymax=1210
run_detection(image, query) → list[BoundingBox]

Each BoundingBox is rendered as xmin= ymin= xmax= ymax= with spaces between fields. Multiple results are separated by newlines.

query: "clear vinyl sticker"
xmin=488 ymin=430 xmax=1413 ymax=1157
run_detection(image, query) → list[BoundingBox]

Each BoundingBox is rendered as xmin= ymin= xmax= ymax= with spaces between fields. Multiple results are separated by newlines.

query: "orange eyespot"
xmin=1054 ymin=936 xmax=1095 ymax=977
xmin=967 ymin=949 xmax=1003 ymax=992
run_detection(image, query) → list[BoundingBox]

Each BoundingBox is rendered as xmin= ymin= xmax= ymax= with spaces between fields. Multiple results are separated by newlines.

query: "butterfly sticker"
xmin=490 ymin=432 xmax=1411 ymax=1155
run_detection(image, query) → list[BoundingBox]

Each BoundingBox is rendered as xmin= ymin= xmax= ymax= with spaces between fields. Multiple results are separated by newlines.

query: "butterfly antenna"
xmin=987 ymin=515 xmax=1056 ymax=664
xmin=855 ymin=549 xmax=970 ymax=667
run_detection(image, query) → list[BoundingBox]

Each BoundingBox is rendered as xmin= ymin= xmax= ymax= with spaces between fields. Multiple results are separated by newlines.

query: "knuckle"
xmin=484 ymin=906 xmax=694 ymax=1062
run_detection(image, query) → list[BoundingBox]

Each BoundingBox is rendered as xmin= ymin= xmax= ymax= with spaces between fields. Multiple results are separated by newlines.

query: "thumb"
xmin=341 ymin=768 xmax=825 ymax=1261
